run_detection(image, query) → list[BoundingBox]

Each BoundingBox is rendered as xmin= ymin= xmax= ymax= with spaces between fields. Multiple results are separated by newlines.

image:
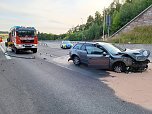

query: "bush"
xmin=109 ymin=25 xmax=152 ymax=44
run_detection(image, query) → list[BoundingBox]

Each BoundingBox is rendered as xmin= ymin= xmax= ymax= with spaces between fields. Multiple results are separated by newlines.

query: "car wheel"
xmin=113 ymin=62 xmax=126 ymax=73
xmin=73 ymin=56 xmax=81 ymax=65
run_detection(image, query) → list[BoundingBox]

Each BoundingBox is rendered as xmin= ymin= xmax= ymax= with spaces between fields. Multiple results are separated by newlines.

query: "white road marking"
xmin=0 ymin=45 xmax=11 ymax=59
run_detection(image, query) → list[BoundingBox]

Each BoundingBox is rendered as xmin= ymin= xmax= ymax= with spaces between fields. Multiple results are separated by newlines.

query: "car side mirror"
xmin=103 ymin=52 xmax=107 ymax=56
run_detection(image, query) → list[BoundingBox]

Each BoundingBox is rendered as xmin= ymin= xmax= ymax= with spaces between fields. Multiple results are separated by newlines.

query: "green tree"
xmin=94 ymin=11 xmax=102 ymax=25
xmin=85 ymin=15 xmax=94 ymax=29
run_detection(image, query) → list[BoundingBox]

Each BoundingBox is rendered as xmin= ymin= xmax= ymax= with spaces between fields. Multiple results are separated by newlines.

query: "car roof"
xmin=96 ymin=42 xmax=110 ymax=45
xmin=77 ymin=42 xmax=109 ymax=46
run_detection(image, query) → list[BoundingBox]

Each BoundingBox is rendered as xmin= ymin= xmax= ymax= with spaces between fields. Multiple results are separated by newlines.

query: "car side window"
xmin=81 ymin=44 xmax=87 ymax=51
xmin=73 ymin=43 xmax=83 ymax=50
xmin=86 ymin=45 xmax=104 ymax=55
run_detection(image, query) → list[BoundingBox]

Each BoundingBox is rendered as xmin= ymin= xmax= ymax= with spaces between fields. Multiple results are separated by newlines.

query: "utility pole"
xmin=81 ymin=18 xmax=84 ymax=41
xmin=108 ymin=24 xmax=110 ymax=37
xmin=102 ymin=8 xmax=105 ymax=41
xmin=106 ymin=15 xmax=111 ymax=38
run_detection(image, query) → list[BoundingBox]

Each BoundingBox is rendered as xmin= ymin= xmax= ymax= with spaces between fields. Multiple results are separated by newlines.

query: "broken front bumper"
xmin=129 ymin=59 xmax=150 ymax=71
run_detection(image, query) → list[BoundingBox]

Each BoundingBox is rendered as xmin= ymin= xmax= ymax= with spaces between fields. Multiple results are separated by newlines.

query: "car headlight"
xmin=143 ymin=50 xmax=148 ymax=56
xmin=18 ymin=44 xmax=22 ymax=47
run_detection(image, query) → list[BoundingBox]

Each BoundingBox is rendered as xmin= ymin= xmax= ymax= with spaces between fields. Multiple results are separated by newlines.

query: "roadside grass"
xmin=109 ymin=25 xmax=152 ymax=44
xmin=0 ymin=33 xmax=8 ymax=40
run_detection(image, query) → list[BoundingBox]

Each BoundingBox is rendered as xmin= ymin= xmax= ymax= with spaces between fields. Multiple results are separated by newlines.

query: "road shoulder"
xmin=101 ymin=63 xmax=152 ymax=111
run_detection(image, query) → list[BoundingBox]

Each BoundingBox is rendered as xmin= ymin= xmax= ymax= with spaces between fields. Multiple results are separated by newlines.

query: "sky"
xmin=0 ymin=0 xmax=113 ymax=34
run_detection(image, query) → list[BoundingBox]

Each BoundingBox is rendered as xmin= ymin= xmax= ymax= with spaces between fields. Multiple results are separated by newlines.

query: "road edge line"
xmin=0 ymin=45 xmax=11 ymax=60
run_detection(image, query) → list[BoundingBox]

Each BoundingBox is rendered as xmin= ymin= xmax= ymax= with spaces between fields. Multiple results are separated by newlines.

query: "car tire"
xmin=113 ymin=62 xmax=126 ymax=73
xmin=33 ymin=49 xmax=37 ymax=53
xmin=73 ymin=56 xmax=81 ymax=65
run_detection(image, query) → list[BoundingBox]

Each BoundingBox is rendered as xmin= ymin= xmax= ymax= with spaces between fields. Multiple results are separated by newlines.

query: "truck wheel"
xmin=14 ymin=48 xmax=19 ymax=54
xmin=5 ymin=42 xmax=8 ymax=47
xmin=11 ymin=49 xmax=14 ymax=52
xmin=33 ymin=49 xmax=37 ymax=53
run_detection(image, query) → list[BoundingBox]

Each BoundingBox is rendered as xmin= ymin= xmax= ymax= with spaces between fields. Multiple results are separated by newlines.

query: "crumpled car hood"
xmin=119 ymin=49 xmax=150 ymax=61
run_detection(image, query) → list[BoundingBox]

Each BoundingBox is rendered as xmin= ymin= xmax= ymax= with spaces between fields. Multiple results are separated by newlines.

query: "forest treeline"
xmin=0 ymin=31 xmax=8 ymax=34
xmin=38 ymin=0 xmax=152 ymax=41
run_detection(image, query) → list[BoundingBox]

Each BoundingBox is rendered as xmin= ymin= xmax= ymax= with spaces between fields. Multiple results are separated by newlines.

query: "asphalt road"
xmin=0 ymin=42 xmax=151 ymax=114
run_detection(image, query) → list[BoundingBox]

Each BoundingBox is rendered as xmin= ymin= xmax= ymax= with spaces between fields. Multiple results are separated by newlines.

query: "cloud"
xmin=0 ymin=0 xmax=113 ymax=34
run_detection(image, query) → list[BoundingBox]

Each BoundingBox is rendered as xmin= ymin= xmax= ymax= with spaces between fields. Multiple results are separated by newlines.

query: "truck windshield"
xmin=17 ymin=30 xmax=35 ymax=37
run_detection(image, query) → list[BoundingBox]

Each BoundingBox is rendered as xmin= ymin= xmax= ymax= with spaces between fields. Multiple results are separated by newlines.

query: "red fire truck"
xmin=6 ymin=26 xmax=38 ymax=53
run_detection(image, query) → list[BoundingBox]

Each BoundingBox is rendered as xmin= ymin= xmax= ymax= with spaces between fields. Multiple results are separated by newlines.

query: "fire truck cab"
xmin=6 ymin=26 xmax=38 ymax=54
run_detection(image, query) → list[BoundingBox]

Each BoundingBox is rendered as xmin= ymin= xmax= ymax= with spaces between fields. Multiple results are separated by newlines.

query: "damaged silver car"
xmin=68 ymin=42 xmax=150 ymax=73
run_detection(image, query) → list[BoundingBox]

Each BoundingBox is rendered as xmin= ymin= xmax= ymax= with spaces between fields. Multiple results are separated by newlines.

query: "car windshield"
xmin=17 ymin=30 xmax=35 ymax=37
xmin=102 ymin=43 xmax=125 ymax=55
xmin=62 ymin=41 xmax=70 ymax=44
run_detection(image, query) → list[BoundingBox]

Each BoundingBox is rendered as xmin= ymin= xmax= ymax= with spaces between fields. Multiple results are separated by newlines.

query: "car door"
xmin=72 ymin=43 xmax=87 ymax=64
xmin=86 ymin=44 xmax=110 ymax=69
xmin=78 ymin=44 xmax=88 ymax=64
